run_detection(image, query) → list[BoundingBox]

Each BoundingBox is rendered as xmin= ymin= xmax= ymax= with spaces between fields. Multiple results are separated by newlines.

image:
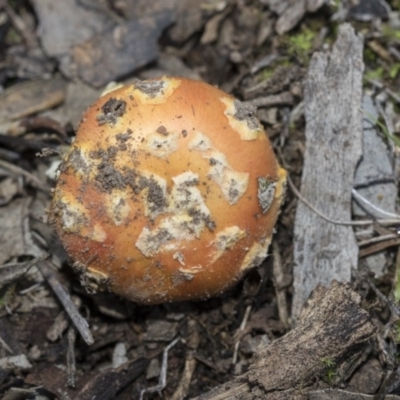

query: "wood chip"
xmin=192 ymin=282 xmax=375 ymax=399
xmin=0 ymin=78 xmax=67 ymax=123
xmin=66 ymin=13 xmax=175 ymax=87
xmin=292 ymin=24 xmax=364 ymax=320
xmin=0 ymin=197 xmax=43 ymax=265
xmin=77 ymin=357 xmax=149 ymax=400
xmin=268 ymin=0 xmax=328 ymax=34
xmin=276 ymin=0 xmax=307 ymax=35
xmin=31 ymin=0 xmax=112 ymax=57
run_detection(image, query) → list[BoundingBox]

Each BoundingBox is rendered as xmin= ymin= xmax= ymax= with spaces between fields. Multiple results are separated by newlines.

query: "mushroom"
xmin=49 ymin=76 xmax=286 ymax=304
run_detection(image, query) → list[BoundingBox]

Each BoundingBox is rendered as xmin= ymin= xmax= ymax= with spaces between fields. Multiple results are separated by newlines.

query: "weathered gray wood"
xmin=292 ymin=24 xmax=364 ymax=319
xmin=32 ymin=0 xmax=113 ymax=57
xmin=192 ymin=282 xmax=375 ymax=400
xmin=260 ymin=0 xmax=328 ymax=34
xmin=65 ymin=13 xmax=174 ymax=87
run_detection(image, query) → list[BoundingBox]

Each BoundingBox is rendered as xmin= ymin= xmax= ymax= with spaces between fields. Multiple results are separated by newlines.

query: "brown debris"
xmin=193 ymin=282 xmax=375 ymax=399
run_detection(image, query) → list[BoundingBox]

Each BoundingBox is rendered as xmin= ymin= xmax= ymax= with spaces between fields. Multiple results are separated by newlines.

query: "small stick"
xmin=139 ymin=337 xmax=180 ymax=400
xmin=37 ymin=261 xmax=94 ymax=345
xmin=171 ymin=319 xmax=200 ymax=400
xmin=358 ymin=233 xmax=397 ymax=247
xmin=243 ymin=92 xmax=294 ymax=108
xmin=0 ymin=335 xmax=13 ymax=354
xmin=287 ymin=173 xmax=400 ymax=227
xmin=4 ymin=3 xmax=37 ymax=48
xmin=0 ymin=255 xmax=47 ymax=291
xmin=278 ymin=147 xmax=400 ymax=228
xmin=352 ymin=188 xmax=400 ymax=220
xmin=0 ymin=159 xmax=48 ymax=192
xmin=67 ymin=327 xmax=77 ymax=388
xmin=232 ymin=304 xmax=252 ymax=365
xmin=359 ymin=238 xmax=400 ymax=258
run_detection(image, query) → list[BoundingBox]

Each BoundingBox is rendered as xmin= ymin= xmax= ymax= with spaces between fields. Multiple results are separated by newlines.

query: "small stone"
xmin=146 ymin=358 xmax=161 ymax=380
xmin=0 ymin=354 xmax=33 ymax=371
xmin=112 ymin=342 xmax=128 ymax=368
xmin=145 ymin=320 xmax=179 ymax=342
xmin=241 ymin=334 xmax=270 ymax=356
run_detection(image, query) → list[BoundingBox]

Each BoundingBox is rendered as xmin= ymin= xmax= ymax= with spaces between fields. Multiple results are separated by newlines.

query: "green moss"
xmin=0 ymin=283 xmax=16 ymax=310
xmin=389 ymin=63 xmax=400 ymax=79
xmin=364 ymin=48 xmax=377 ymax=63
xmin=365 ymin=66 xmax=385 ymax=81
xmin=261 ymin=68 xmax=274 ymax=81
xmin=5 ymin=27 xmax=22 ymax=45
xmin=285 ymin=27 xmax=316 ymax=64
xmin=256 ymin=58 xmax=291 ymax=83
xmin=321 ymin=357 xmax=336 ymax=385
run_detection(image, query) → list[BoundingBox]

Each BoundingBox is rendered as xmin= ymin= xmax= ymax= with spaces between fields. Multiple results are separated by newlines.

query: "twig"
xmin=37 ymin=261 xmax=94 ymax=345
xmin=232 ymin=304 xmax=252 ymax=365
xmin=364 ymin=76 xmax=400 ymax=104
xmin=171 ymin=319 xmax=200 ymax=400
xmin=0 ymin=159 xmax=48 ymax=192
xmin=4 ymin=3 xmax=37 ymax=48
xmin=287 ymin=174 xmax=400 ymax=227
xmin=359 ymin=238 xmax=400 ymax=258
xmin=67 ymin=327 xmax=77 ymax=388
xmin=250 ymin=54 xmax=279 ymax=74
xmin=364 ymin=272 xmax=400 ymax=324
xmin=140 ymin=337 xmax=180 ymax=400
xmin=0 ymin=255 xmax=47 ymax=291
xmin=358 ymin=233 xmax=397 ymax=247
xmin=0 ymin=335 xmax=13 ymax=355
xmin=352 ymin=188 xmax=400 ymax=219
xmin=243 ymin=92 xmax=294 ymax=108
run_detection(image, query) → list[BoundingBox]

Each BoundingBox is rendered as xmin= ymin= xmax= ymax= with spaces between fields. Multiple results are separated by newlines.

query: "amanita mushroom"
xmin=49 ymin=76 xmax=286 ymax=304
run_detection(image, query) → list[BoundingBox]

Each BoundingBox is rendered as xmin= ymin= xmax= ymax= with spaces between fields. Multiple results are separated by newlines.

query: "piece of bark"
xmin=32 ymin=0 xmax=112 ymax=57
xmin=268 ymin=0 xmax=328 ymax=34
xmin=192 ymin=282 xmax=375 ymax=399
xmin=0 ymin=78 xmax=66 ymax=123
xmin=33 ymin=0 xmax=176 ymax=87
xmin=276 ymin=0 xmax=307 ymax=35
xmin=0 ymin=197 xmax=43 ymax=265
xmin=85 ymin=0 xmax=205 ymax=44
xmin=76 ymin=357 xmax=149 ymax=400
xmin=347 ymin=358 xmax=384 ymax=394
xmin=292 ymin=24 xmax=364 ymax=320
xmin=64 ymin=13 xmax=174 ymax=87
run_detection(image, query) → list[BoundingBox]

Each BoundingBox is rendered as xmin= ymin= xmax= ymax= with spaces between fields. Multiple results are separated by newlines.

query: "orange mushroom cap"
xmin=49 ymin=76 xmax=286 ymax=304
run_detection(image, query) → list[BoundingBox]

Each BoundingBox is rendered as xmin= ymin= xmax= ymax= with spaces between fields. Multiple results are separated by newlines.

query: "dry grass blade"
xmin=37 ymin=260 xmax=94 ymax=346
